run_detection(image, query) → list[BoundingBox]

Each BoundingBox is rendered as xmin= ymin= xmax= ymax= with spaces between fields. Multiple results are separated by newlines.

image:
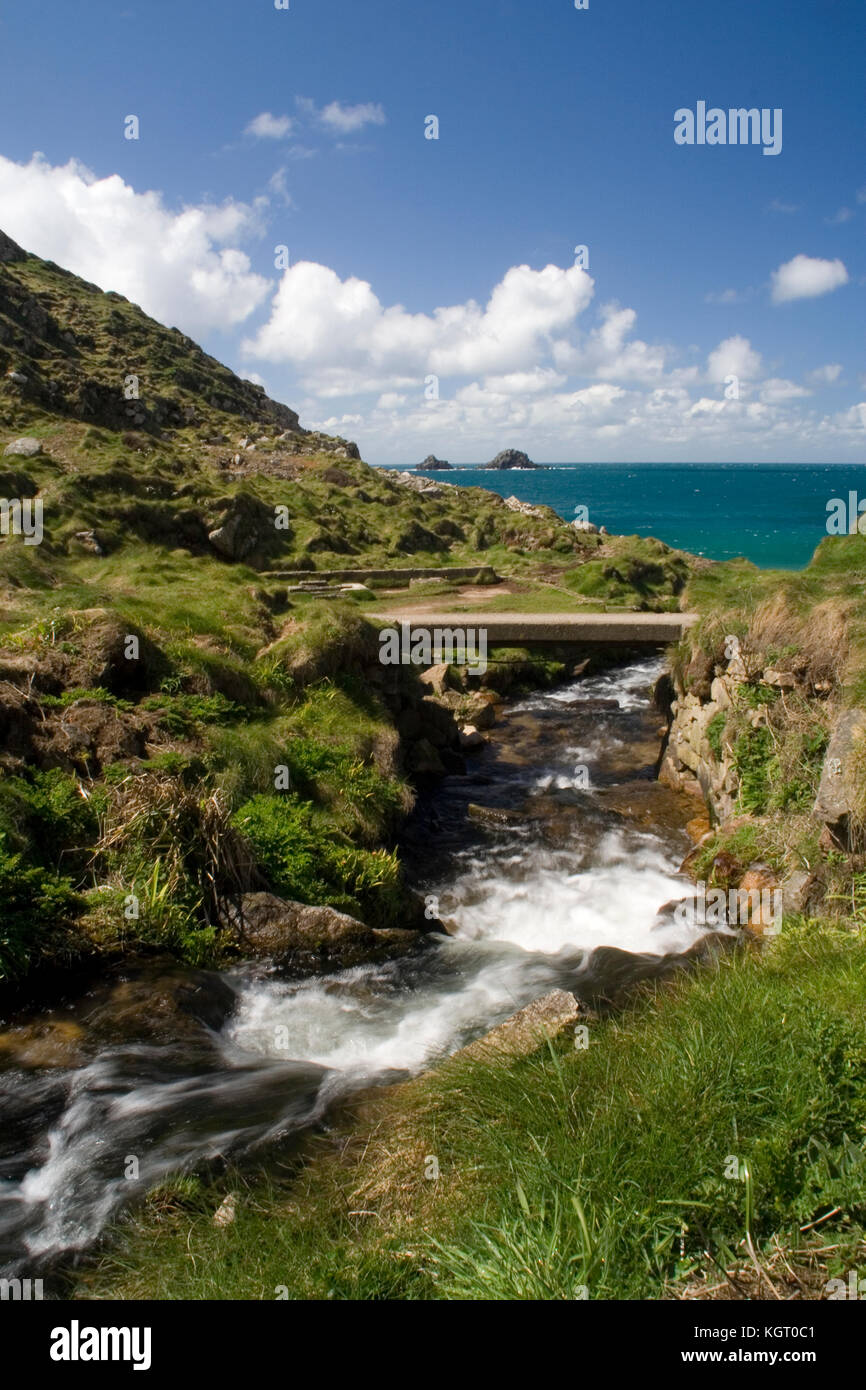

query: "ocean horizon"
xmin=377 ymin=462 xmax=866 ymax=570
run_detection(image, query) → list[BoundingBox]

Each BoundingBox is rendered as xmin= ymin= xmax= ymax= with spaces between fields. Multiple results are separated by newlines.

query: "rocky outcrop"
xmin=658 ymin=680 xmax=738 ymax=820
xmin=813 ymin=708 xmax=866 ymax=847
xmin=207 ymin=495 xmax=280 ymax=562
xmin=503 ymin=495 xmax=546 ymax=518
xmin=484 ymin=448 xmax=538 ymax=470
xmin=220 ymin=892 xmax=425 ymax=972
xmin=0 ymin=229 xmax=27 ymax=264
xmin=657 ymin=638 xmax=858 ymax=919
xmin=418 ymin=455 xmax=451 ymax=470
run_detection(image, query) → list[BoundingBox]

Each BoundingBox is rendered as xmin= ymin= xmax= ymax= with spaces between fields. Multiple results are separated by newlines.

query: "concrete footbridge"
xmin=365 ymin=611 xmax=699 ymax=645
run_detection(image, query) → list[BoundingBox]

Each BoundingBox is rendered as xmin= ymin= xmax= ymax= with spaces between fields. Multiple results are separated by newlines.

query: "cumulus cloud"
xmin=245 ymin=112 xmax=294 ymax=139
xmin=0 ymin=153 xmax=270 ymax=332
xmin=242 ymin=260 xmax=595 ymax=380
xmin=706 ymin=335 xmax=762 ymax=383
xmin=807 ymin=364 xmax=843 ymax=386
xmin=770 ymin=254 xmax=849 ymax=304
xmin=759 ymin=378 xmax=811 ymax=404
xmin=297 ymin=97 xmax=386 ymax=134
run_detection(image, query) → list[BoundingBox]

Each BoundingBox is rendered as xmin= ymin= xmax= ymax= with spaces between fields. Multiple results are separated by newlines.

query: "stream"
xmin=0 ymin=656 xmax=720 ymax=1277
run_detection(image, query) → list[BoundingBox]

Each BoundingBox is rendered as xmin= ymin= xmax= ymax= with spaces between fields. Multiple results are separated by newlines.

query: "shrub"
xmin=234 ymin=794 xmax=404 ymax=927
xmin=707 ymin=711 xmax=726 ymax=760
xmin=0 ymin=847 xmax=82 ymax=981
xmin=734 ymin=727 xmax=773 ymax=814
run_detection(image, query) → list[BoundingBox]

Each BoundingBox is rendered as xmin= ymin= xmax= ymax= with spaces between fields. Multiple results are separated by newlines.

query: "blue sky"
xmin=0 ymin=0 xmax=863 ymax=463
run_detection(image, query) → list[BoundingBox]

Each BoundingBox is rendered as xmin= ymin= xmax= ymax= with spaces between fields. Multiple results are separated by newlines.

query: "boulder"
xmin=737 ymin=863 xmax=781 ymax=934
xmin=813 ymin=709 xmax=866 ymax=845
xmin=686 ymin=812 xmax=712 ymax=842
xmin=458 ymin=724 xmax=485 ymax=750
xmin=456 ymin=990 xmax=580 ymax=1061
xmin=762 ymin=667 xmax=796 ymax=690
xmin=84 ymin=965 xmax=237 ymax=1047
xmin=222 ymin=893 xmax=426 ymax=971
xmin=406 ymin=737 xmax=446 ymax=776
xmin=0 ymin=1019 xmax=87 ymax=1069
xmin=462 ymin=689 xmax=497 ymax=730
xmin=3 ymin=436 xmax=43 ymax=458
xmin=417 ymin=695 xmax=459 ymax=748
xmin=418 ymin=662 xmax=451 ymax=696
xmin=780 ymin=869 xmax=816 ymax=916
xmin=467 ymin=803 xmax=523 ymax=829
xmin=70 ymin=529 xmax=106 ymax=556
xmin=222 ymin=892 xmax=379 ymax=969
xmin=572 ymin=518 xmax=599 ymax=534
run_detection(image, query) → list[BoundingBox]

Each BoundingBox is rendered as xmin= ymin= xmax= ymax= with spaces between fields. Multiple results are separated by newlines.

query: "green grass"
xmin=72 ymin=924 xmax=866 ymax=1301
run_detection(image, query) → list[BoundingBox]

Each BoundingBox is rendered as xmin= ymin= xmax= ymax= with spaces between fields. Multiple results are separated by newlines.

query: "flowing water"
xmin=0 ymin=656 xmax=719 ymax=1275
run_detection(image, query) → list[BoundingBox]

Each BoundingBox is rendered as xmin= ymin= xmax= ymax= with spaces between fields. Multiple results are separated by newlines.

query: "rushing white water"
xmin=0 ymin=656 xmax=715 ymax=1272
xmin=223 ymin=658 xmax=708 ymax=1073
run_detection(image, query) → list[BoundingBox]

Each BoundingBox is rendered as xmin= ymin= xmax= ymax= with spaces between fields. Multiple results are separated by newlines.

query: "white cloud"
xmin=242 ymin=260 xmax=595 ymax=380
xmin=1 ymin=150 xmax=856 ymax=463
xmin=482 ymin=368 xmax=567 ymax=394
xmin=706 ymin=335 xmax=762 ymax=383
xmin=807 ymin=363 xmax=843 ymax=386
xmin=705 ymin=287 xmax=746 ymax=304
xmin=759 ymin=378 xmax=811 ymax=404
xmin=0 ymin=153 xmax=270 ymax=332
xmin=297 ymin=98 xmax=386 ymax=135
xmin=768 ymin=199 xmax=800 ymax=214
xmin=825 ymin=207 xmax=854 ymax=225
xmin=835 ymin=403 xmax=866 ymax=431
xmin=552 ymin=304 xmax=666 ymax=381
xmin=770 ymin=254 xmax=849 ymax=304
xmin=245 ymin=112 xmax=293 ymax=139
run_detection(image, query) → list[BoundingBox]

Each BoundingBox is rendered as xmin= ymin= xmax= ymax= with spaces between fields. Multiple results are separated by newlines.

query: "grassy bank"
xmin=72 ymin=923 xmax=866 ymax=1301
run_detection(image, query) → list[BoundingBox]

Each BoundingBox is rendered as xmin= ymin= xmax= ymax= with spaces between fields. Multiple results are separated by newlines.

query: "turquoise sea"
xmin=384 ymin=463 xmax=866 ymax=571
